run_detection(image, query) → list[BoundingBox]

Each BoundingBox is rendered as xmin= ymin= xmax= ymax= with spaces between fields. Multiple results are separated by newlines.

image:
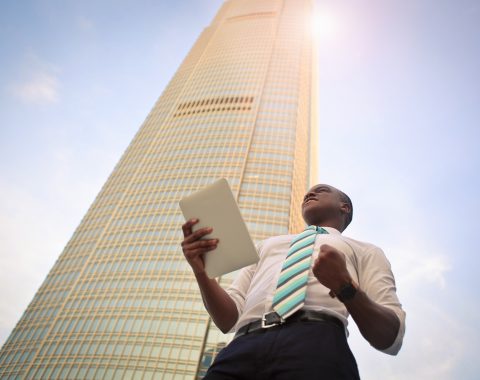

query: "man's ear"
xmin=340 ymin=202 xmax=350 ymax=215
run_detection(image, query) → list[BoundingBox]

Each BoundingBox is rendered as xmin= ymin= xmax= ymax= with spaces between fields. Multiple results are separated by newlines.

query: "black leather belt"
xmin=234 ymin=310 xmax=344 ymax=339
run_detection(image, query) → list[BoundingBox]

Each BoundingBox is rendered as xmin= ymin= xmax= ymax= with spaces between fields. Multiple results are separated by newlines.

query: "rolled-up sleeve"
xmin=358 ymin=246 xmax=406 ymax=355
xmin=225 ymin=263 xmax=257 ymax=317
xmin=225 ymin=241 xmax=262 ymax=322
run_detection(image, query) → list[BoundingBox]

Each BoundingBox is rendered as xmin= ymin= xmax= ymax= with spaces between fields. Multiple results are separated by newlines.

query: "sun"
xmin=310 ymin=10 xmax=340 ymax=40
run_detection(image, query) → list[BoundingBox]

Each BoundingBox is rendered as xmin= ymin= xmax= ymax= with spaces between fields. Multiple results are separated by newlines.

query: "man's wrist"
xmin=194 ymin=269 xmax=209 ymax=281
xmin=329 ymin=280 xmax=358 ymax=303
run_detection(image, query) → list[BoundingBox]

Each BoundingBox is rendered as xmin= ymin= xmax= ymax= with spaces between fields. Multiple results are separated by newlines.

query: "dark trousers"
xmin=203 ymin=321 xmax=360 ymax=380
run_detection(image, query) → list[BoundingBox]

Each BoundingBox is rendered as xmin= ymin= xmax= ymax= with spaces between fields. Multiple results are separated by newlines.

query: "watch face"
xmin=338 ymin=283 xmax=357 ymax=302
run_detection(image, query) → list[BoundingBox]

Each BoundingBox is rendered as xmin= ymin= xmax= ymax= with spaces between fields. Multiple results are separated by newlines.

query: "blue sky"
xmin=1 ymin=1 xmax=479 ymax=379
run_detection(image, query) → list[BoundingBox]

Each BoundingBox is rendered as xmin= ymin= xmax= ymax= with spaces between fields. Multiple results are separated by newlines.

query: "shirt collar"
xmin=319 ymin=226 xmax=342 ymax=235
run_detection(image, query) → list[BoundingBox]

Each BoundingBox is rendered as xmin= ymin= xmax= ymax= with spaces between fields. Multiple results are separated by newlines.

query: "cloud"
xmin=350 ymin=295 xmax=467 ymax=380
xmin=398 ymin=252 xmax=450 ymax=289
xmin=10 ymin=71 xmax=60 ymax=104
xmin=8 ymin=53 xmax=61 ymax=105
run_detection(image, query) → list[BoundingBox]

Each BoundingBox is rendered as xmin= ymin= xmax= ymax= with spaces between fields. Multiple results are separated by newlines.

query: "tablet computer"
xmin=179 ymin=178 xmax=259 ymax=278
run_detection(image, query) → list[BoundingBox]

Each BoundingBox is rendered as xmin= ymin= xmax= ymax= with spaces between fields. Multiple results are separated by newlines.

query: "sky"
xmin=0 ymin=0 xmax=479 ymax=379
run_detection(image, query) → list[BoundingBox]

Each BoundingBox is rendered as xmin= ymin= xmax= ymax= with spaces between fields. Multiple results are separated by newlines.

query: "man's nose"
xmin=304 ymin=191 xmax=315 ymax=201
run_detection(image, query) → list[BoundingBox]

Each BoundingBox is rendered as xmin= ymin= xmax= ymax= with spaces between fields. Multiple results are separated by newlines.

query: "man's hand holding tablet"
xmin=181 ymin=219 xmax=219 ymax=276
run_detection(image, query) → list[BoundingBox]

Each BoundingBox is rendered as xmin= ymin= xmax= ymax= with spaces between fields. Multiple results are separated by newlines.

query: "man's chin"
xmin=302 ymin=210 xmax=320 ymax=226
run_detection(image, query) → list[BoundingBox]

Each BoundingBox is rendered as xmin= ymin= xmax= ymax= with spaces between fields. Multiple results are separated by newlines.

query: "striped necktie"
xmin=272 ymin=225 xmax=328 ymax=318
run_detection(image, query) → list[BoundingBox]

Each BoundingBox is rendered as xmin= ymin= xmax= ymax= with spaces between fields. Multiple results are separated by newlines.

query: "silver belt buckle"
xmin=261 ymin=311 xmax=285 ymax=328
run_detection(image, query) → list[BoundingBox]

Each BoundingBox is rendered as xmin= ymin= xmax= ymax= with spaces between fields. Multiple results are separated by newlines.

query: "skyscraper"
xmin=0 ymin=0 xmax=317 ymax=378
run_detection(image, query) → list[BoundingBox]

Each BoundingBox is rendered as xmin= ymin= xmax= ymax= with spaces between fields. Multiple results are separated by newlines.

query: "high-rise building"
xmin=0 ymin=0 xmax=317 ymax=378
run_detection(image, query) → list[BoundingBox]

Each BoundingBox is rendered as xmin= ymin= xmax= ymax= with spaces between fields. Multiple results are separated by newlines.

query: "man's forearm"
xmin=194 ymin=272 xmax=239 ymax=333
xmin=344 ymin=288 xmax=400 ymax=351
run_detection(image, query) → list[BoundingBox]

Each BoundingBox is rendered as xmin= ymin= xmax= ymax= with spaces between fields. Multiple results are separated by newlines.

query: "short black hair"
xmin=338 ymin=190 xmax=353 ymax=230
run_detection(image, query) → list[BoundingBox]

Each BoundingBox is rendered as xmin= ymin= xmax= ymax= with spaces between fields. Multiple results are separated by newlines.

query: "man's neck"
xmin=313 ymin=220 xmax=343 ymax=232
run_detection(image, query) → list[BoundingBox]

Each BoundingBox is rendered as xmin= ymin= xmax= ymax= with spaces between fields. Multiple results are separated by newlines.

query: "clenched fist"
xmin=312 ymin=244 xmax=352 ymax=294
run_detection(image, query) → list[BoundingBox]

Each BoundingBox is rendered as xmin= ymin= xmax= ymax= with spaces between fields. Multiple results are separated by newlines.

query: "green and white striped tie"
xmin=272 ymin=225 xmax=328 ymax=318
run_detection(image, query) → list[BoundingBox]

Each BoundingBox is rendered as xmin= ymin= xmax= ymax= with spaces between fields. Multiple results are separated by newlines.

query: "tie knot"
xmin=306 ymin=225 xmax=328 ymax=234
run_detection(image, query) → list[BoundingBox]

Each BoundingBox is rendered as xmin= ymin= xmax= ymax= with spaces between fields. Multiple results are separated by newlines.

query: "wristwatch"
xmin=329 ymin=281 xmax=358 ymax=303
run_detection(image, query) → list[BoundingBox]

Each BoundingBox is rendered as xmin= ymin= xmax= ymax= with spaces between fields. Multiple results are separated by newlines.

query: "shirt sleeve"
xmin=225 ymin=240 xmax=262 ymax=320
xmin=357 ymin=245 xmax=406 ymax=355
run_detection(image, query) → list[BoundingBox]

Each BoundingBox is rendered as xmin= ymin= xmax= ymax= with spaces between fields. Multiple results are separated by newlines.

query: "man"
xmin=181 ymin=184 xmax=405 ymax=379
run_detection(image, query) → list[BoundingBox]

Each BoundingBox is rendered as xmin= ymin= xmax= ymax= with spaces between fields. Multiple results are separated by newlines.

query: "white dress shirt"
xmin=226 ymin=227 xmax=406 ymax=355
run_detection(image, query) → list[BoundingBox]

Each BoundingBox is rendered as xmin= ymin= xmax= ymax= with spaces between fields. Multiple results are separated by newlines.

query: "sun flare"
xmin=311 ymin=10 xmax=340 ymax=40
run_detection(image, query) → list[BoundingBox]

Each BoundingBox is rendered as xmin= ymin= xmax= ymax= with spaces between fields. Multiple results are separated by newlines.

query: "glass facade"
xmin=0 ymin=0 xmax=317 ymax=378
